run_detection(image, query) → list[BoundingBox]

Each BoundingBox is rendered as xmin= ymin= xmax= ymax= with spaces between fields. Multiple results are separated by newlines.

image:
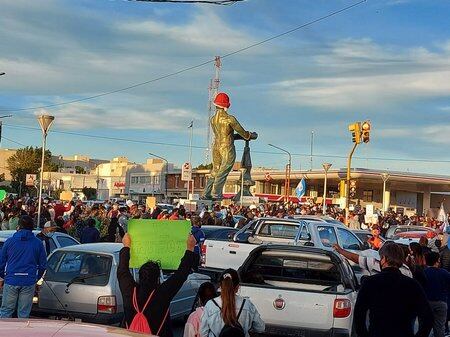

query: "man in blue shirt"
xmin=424 ymin=251 xmax=450 ymax=337
xmin=0 ymin=215 xmax=47 ymax=318
xmin=191 ymin=215 xmax=205 ymax=271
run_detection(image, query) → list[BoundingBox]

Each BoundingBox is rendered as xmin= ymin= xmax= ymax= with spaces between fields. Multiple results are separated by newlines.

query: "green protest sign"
xmin=0 ymin=190 xmax=6 ymax=201
xmin=128 ymin=219 xmax=191 ymax=269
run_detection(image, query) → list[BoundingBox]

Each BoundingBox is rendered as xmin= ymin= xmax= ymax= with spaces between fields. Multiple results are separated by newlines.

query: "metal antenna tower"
xmin=205 ymin=56 xmax=221 ymax=163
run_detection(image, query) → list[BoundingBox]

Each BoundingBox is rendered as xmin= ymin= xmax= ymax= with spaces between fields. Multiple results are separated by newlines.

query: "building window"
xmin=175 ymin=175 xmax=179 ymax=188
xmin=199 ymin=176 xmax=205 ymax=188
xmin=131 ymin=176 xmax=138 ymax=184
xmin=139 ymin=176 xmax=150 ymax=184
xmin=154 ymin=175 xmax=160 ymax=185
xmin=363 ymin=190 xmax=373 ymax=202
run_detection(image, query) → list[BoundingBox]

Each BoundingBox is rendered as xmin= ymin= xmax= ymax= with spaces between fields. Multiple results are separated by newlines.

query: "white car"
xmin=239 ymin=245 xmax=358 ymax=337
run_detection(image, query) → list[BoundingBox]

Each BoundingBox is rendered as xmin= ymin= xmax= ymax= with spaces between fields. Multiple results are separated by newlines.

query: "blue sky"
xmin=1 ymin=0 xmax=450 ymax=173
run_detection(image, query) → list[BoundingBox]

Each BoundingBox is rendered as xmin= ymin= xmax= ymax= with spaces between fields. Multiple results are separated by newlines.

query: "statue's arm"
xmin=229 ymin=115 xmax=251 ymax=141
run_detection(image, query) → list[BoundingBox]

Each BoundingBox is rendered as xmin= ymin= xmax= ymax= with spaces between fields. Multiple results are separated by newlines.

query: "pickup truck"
xmin=239 ymin=245 xmax=358 ymax=337
xmin=201 ymin=217 xmax=369 ymax=273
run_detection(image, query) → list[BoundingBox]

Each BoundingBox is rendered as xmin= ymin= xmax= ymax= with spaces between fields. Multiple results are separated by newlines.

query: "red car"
xmin=0 ymin=319 xmax=150 ymax=337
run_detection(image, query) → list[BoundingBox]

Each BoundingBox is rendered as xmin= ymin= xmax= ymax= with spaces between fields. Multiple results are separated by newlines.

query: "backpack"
xmin=128 ymin=287 xmax=169 ymax=336
xmin=212 ymin=298 xmax=246 ymax=337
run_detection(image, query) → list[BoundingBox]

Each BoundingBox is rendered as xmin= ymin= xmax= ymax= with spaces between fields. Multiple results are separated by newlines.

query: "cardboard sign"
xmin=60 ymin=191 xmax=73 ymax=201
xmin=366 ymin=204 xmax=374 ymax=217
xmin=128 ymin=219 xmax=191 ymax=269
xmin=26 ymin=174 xmax=37 ymax=187
xmin=0 ymin=190 xmax=6 ymax=201
xmin=146 ymin=196 xmax=156 ymax=210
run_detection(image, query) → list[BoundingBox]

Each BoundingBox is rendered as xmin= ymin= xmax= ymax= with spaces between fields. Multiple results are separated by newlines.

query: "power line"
xmin=5 ymin=123 xmax=450 ymax=164
xmin=2 ymin=136 xmax=26 ymax=147
xmin=0 ymin=0 xmax=366 ymax=112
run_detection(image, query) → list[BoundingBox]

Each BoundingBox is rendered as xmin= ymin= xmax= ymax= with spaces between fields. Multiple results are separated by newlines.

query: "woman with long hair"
xmin=200 ymin=269 xmax=265 ymax=337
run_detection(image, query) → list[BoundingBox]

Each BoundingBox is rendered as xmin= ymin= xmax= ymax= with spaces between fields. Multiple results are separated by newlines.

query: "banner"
xmin=128 ymin=219 xmax=191 ymax=269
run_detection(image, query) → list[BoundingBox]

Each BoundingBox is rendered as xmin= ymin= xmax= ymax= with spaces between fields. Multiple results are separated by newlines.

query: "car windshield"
xmin=45 ymin=251 xmax=112 ymax=286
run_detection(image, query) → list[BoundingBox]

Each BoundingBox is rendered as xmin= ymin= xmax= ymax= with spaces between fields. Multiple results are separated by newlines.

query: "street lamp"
xmin=268 ymin=143 xmax=291 ymax=202
xmin=148 ymin=152 xmax=168 ymax=202
xmin=239 ymin=167 xmax=246 ymax=206
xmin=37 ymin=114 xmax=55 ymax=227
xmin=381 ymin=172 xmax=390 ymax=213
xmin=322 ymin=163 xmax=332 ymax=214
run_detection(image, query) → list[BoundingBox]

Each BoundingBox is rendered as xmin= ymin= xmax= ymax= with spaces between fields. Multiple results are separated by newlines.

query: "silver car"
xmin=35 ymin=243 xmax=210 ymax=325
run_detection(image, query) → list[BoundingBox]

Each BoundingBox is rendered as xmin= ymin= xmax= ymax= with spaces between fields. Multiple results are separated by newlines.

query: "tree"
xmin=75 ymin=166 xmax=86 ymax=174
xmin=7 ymin=146 xmax=58 ymax=192
xmin=82 ymin=187 xmax=97 ymax=200
xmin=195 ymin=163 xmax=213 ymax=170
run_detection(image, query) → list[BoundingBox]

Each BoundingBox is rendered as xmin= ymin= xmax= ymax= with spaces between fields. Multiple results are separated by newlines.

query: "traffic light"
xmin=361 ymin=121 xmax=371 ymax=143
xmin=349 ymin=180 xmax=357 ymax=198
xmin=348 ymin=122 xmax=361 ymax=144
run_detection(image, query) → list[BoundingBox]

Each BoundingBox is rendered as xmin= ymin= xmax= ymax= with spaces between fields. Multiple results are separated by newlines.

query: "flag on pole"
xmin=188 ymin=121 xmax=193 ymax=128
xmin=295 ymin=178 xmax=306 ymax=199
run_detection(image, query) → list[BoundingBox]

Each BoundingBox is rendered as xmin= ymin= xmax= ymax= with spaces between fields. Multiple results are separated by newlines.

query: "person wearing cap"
xmin=0 ymin=215 xmax=47 ymax=318
xmin=36 ymin=221 xmax=56 ymax=256
xmin=202 ymin=92 xmax=257 ymax=201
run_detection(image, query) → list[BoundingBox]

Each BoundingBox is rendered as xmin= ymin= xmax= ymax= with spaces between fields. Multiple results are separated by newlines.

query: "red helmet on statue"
xmin=213 ymin=92 xmax=231 ymax=110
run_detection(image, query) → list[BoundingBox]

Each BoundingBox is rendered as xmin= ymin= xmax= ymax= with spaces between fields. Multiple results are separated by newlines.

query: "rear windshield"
xmin=242 ymin=251 xmax=342 ymax=291
xmin=45 ymin=251 xmax=112 ymax=286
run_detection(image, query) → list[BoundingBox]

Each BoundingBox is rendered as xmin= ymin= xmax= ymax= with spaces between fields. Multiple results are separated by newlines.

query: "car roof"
xmin=202 ymin=225 xmax=237 ymax=230
xmin=55 ymin=243 xmax=123 ymax=254
xmin=0 ymin=319 xmax=147 ymax=336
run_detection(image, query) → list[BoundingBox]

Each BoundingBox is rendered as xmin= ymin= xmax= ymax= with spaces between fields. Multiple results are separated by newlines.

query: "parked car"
xmin=34 ymin=243 xmax=210 ymax=325
xmin=0 ymin=230 xmax=80 ymax=304
xmin=0 ymin=319 xmax=147 ymax=337
xmin=0 ymin=230 xmax=79 ymax=251
xmin=202 ymin=217 xmax=368 ymax=273
xmin=239 ymin=245 xmax=358 ymax=337
xmin=201 ymin=225 xmax=238 ymax=241
xmin=384 ymin=225 xmax=435 ymax=240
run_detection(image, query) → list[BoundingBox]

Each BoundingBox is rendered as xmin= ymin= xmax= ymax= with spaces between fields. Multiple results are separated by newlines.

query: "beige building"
xmin=0 ymin=148 xmax=17 ymax=182
xmin=94 ymin=157 xmax=135 ymax=200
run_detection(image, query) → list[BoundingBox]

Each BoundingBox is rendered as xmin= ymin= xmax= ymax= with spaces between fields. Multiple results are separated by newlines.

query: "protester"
xmin=118 ymin=233 xmax=197 ymax=337
xmin=333 ymin=243 xmax=412 ymax=277
xmin=423 ymin=252 xmax=450 ymax=337
xmin=0 ymin=215 xmax=47 ymax=318
xmin=80 ymin=218 xmax=100 ymax=244
xmin=200 ymin=268 xmax=265 ymax=337
xmin=354 ymin=242 xmax=433 ymax=337
xmin=37 ymin=221 xmax=56 ymax=256
xmin=420 ymin=236 xmax=432 ymax=255
xmin=406 ymin=242 xmax=427 ymax=288
xmin=191 ymin=215 xmax=205 ymax=257
xmin=367 ymin=225 xmax=382 ymax=250
xmin=183 ymin=282 xmax=217 ymax=337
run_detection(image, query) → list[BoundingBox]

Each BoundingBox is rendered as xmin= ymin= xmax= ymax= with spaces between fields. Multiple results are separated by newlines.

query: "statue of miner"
xmin=203 ymin=92 xmax=257 ymax=200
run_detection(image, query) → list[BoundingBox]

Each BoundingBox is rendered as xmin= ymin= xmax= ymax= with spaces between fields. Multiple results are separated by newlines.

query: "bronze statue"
xmin=203 ymin=92 xmax=257 ymax=200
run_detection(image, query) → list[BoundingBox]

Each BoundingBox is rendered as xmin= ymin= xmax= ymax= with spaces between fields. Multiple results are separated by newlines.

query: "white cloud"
xmin=271 ymin=39 xmax=450 ymax=109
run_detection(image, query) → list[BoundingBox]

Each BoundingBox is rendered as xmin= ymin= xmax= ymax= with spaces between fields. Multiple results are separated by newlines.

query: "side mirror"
xmin=304 ymin=241 xmax=315 ymax=247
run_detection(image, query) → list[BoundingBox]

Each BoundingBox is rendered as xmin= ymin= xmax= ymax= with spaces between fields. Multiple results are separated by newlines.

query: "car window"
xmin=49 ymin=238 xmax=57 ymax=253
xmin=317 ymin=226 xmax=338 ymax=247
xmin=56 ymin=236 xmax=79 ymax=248
xmin=298 ymin=224 xmax=311 ymax=240
xmin=337 ymin=228 xmax=362 ymax=250
xmin=259 ymin=223 xmax=299 ymax=239
xmin=215 ymin=230 xmax=236 ymax=241
xmin=242 ymin=253 xmax=341 ymax=286
xmin=45 ymin=251 xmax=112 ymax=286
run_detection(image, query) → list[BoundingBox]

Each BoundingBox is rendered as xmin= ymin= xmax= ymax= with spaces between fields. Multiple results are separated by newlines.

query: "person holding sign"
xmin=117 ymin=233 xmax=197 ymax=337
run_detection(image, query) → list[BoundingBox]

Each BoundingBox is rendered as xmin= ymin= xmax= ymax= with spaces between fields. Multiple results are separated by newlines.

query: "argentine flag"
xmin=295 ymin=178 xmax=306 ymax=199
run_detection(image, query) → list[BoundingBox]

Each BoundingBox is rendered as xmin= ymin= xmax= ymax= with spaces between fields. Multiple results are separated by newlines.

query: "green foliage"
xmin=82 ymin=187 xmax=97 ymax=200
xmin=75 ymin=166 xmax=86 ymax=174
xmin=7 ymin=146 xmax=58 ymax=193
xmin=195 ymin=163 xmax=213 ymax=170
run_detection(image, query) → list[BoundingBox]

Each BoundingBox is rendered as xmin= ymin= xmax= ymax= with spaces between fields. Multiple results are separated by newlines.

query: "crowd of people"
xmin=1 ymin=194 xmax=450 ymax=336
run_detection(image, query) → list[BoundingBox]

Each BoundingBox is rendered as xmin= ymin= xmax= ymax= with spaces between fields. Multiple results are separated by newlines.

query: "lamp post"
xmin=268 ymin=144 xmax=291 ymax=202
xmin=239 ymin=167 xmax=246 ymax=206
xmin=381 ymin=172 xmax=390 ymax=213
xmin=322 ymin=163 xmax=332 ymax=214
xmin=148 ymin=152 xmax=168 ymax=202
xmin=37 ymin=114 xmax=54 ymax=228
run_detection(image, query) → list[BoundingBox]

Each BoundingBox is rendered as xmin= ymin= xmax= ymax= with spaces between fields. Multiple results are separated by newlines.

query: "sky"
xmin=1 ymin=0 xmax=450 ymax=174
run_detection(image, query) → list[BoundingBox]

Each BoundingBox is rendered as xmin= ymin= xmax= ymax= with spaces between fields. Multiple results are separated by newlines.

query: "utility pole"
xmin=205 ymin=56 xmax=221 ymax=164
